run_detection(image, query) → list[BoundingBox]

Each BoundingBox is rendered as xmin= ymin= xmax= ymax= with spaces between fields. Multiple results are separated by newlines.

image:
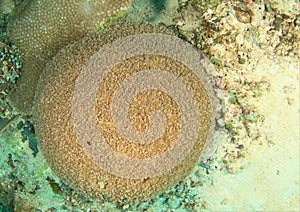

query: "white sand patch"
xmin=198 ymin=55 xmax=299 ymax=211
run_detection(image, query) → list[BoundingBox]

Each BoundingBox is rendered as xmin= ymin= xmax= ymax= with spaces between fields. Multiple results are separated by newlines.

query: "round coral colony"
xmin=32 ymin=21 xmax=218 ymax=203
xmin=7 ymin=0 xmax=219 ymax=202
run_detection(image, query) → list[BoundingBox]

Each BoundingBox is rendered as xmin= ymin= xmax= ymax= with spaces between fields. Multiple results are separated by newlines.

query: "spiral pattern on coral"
xmin=33 ymin=21 xmax=217 ymax=202
xmin=73 ymin=33 xmax=213 ymax=179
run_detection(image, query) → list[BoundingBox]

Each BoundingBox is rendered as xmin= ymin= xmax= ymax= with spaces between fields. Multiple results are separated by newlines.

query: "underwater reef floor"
xmin=0 ymin=0 xmax=299 ymax=211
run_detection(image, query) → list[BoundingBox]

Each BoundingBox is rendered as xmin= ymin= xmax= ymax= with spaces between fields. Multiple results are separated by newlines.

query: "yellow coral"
xmin=7 ymin=0 xmax=132 ymax=114
xmin=33 ymin=21 xmax=216 ymax=203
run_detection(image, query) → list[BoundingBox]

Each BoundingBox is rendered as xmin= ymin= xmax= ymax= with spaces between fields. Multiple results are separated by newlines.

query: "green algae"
xmin=0 ymin=123 xmax=67 ymax=210
xmin=0 ymin=13 xmax=9 ymax=43
xmin=46 ymin=177 xmax=63 ymax=196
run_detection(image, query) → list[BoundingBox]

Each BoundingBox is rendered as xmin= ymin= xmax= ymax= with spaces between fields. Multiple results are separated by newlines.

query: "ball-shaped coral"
xmin=33 ymin=21 xmax=217 ymax=202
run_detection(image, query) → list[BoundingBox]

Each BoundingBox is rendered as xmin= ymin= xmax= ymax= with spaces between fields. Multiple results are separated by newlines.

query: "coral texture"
xmin=7 ymin=0 xmax=132 ymax=114
xmin=33 ymin=21 xmax=217 ymax=203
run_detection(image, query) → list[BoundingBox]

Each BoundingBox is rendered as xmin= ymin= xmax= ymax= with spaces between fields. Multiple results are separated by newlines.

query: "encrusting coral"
xmin=7 ymin=0 xmax=132 ymax=114
xmin=33 ymin=20 xmax=217 ymax=203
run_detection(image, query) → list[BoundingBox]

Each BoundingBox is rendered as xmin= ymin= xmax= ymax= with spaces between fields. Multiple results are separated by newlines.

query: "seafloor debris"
xmin=0 ymin=42 xmax=22 ymax=119
xmin=173 ymin=0 xmax=298 ymax=175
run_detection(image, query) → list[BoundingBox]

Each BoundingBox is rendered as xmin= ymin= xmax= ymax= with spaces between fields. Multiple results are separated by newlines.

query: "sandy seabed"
xmin=199 ymin=55 xmax=300 ymax=211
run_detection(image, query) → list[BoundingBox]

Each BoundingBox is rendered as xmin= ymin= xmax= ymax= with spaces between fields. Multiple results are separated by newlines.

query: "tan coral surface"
xmin=33 ymin=21 xmax=217 ymax=203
